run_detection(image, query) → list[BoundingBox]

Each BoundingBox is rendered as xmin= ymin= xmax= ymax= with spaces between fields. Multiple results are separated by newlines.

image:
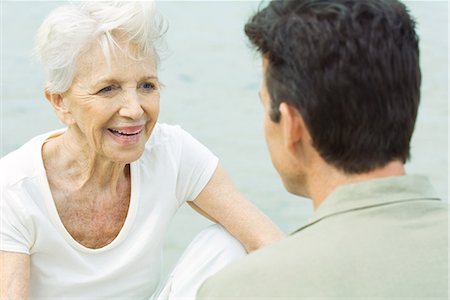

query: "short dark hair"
xmin=245 ymin=0 xmax=421 ymax=174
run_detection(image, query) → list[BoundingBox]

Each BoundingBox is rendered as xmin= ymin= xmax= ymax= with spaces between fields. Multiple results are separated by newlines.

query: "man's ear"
xmin=279 ymin=102 xmax=305 ymax=153
xmin=44 ymin=87 xmax=75 ymax=126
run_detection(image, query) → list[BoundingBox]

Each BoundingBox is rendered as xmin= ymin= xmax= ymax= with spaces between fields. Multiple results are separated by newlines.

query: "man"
xmin=197 ymin=0 xmax=448 ymax=298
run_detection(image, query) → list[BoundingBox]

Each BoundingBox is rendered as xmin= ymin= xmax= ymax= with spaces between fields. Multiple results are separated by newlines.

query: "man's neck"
xmin=308 ymin=161 xmax=406 ymax=210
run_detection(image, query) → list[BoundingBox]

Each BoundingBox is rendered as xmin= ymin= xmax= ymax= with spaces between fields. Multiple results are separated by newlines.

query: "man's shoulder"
xmin=197 ymin=233 xmax=316 ymax=299
xmin=197 ymin=217 xmax=357 ymax=299
xmin=197 ymin=195 xmax=448 ymax=299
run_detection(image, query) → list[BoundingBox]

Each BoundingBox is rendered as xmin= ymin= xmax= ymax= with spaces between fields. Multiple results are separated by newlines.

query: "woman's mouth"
xmin=108 ymin=128 xmax=143 ymax=136
xmin=107 ymin=125 xmax=145 ymax=145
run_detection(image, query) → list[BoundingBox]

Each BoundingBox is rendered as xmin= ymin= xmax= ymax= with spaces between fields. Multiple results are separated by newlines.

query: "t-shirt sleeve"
xmin=175 ymin=127 xmax=219 ymax=205
xmin=0 ymin=189 xmax=32 ymax=254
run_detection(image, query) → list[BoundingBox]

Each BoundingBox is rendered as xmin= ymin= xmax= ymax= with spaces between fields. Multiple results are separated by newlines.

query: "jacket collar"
xmin=294 ymin=175 xmax=440 ymax=234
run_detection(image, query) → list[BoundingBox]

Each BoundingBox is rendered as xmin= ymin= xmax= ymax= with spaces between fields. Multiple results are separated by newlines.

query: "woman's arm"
xmin=0 ymin=251 xmax=30 ymax=299
xmin=190 ymin=164 xmax=285 ymax=253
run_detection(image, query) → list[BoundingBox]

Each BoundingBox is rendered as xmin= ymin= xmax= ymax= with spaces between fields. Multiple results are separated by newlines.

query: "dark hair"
xmin=245 ymin=0 xmax=421 ymax=174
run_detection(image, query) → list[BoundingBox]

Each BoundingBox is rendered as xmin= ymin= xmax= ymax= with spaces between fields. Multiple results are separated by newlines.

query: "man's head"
xmin=245 ymin=0 xmax=420 ymax=179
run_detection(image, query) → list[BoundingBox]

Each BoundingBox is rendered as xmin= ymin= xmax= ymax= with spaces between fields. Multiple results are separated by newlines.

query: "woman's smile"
xmin=106 ymin=125 xmax=146 ymax=145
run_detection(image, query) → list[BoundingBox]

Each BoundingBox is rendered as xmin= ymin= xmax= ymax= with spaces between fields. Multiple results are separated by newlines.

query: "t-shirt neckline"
xmin=35 ymin=128 xmax=141 ymax=254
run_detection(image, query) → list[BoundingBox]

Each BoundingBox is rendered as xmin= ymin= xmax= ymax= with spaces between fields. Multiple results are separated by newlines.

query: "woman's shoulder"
xmin=151 ymin=122 xmax=183 ymax=138
xmin=1 ymin=129 xmax=64 ymax=188
xmin=142 ymin=123 xmax=209 ymax=163
xmin=146 ymin=123 xmax=188 ymax=148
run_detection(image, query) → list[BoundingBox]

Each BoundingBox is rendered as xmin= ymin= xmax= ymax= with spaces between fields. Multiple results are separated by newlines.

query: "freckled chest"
xmin=50 ymin=183 xmax=131 ymax=249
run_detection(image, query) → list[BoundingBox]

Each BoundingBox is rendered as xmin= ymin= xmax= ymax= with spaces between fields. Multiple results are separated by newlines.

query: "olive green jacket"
xmin=197 ymin=175 xmax=448 ymax=299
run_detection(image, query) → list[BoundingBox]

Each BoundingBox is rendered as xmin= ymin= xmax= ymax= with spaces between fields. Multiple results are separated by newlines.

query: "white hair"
xmin=34 ymin=1 xmax=166 ymax=94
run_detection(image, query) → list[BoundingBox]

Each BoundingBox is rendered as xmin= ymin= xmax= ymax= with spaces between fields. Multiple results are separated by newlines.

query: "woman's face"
xmin=61 ymin=42 xmax=160 ymax=163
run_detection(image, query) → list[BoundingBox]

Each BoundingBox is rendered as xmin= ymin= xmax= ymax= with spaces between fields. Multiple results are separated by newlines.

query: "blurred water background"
xmin=1 ymin=1 xmax=448 ymax=276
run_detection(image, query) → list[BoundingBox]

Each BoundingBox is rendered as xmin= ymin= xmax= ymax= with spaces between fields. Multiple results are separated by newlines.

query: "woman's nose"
xmin=119 ymin=91 xmax=144 ymax=120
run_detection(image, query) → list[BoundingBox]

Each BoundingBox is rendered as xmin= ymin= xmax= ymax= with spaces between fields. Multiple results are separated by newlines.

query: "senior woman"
xmin=0 ymin=2 xmax=284 ymax=299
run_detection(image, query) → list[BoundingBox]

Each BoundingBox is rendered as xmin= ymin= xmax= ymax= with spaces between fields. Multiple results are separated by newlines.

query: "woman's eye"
xmin=97 ymin=85 xmax=118 ymax=94
xmin=140 ymin=82 xmax=156 ymax=91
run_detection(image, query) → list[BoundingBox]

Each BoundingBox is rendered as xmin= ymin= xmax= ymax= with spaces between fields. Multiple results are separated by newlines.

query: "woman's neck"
xmin=42 ymin=130 xmax=129 ymax=195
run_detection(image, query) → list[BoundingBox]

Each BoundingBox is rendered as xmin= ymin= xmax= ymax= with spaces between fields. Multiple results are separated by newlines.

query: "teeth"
xmin=110 ymin=128 xmax=142 ymax=136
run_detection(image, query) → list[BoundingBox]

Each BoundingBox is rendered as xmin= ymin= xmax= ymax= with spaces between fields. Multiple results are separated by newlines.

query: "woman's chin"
xmin=102 ymin=130 xmax=150 ymax=163
xmin=105 ymin=147 xmax=145 ymax=164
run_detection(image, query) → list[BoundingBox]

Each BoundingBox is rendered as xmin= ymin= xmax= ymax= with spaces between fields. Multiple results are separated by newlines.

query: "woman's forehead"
xmin=74 ymin=42 xmax=157 ymax=81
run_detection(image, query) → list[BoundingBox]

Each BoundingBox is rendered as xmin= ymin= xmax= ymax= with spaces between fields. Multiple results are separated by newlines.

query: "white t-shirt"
xmin=0 ymin=123 xmax=218 ymax=299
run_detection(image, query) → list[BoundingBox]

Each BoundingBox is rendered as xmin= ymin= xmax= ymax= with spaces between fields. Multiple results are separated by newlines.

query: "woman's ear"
xmin=44 ymin=86 xmax=75 ymax=126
